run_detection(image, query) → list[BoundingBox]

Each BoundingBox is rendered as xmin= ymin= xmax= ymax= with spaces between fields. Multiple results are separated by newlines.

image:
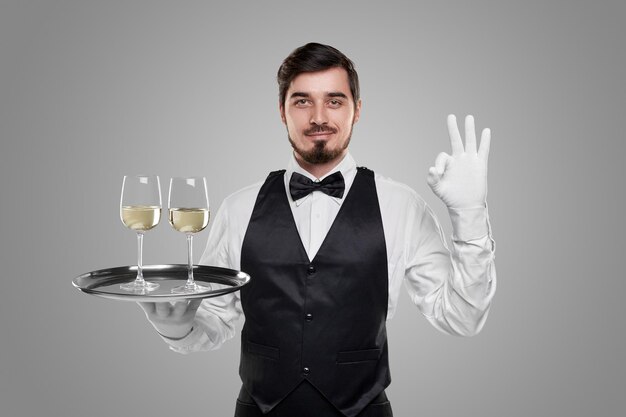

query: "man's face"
xmin=280 ymin=67 xmax=361 ymax=166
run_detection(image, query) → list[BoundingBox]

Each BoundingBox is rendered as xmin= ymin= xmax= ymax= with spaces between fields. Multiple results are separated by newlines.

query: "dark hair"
xmin=277 ymin=42 xmax=360 ymax=107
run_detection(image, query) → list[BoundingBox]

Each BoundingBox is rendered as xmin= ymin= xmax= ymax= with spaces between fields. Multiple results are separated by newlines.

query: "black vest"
xmin=240 ymin=167 xmax=391 ymax=417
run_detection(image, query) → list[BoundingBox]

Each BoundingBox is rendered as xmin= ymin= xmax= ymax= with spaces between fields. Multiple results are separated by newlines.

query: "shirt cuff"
xmin=159 ymin=321 xmax=206 ymax=350
xmin=447 ymin=204 xmax=490 ymax=241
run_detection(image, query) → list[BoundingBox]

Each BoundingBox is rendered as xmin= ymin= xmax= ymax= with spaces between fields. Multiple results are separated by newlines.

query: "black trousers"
xmin=234 ymin=381 xmax=393 ymax=417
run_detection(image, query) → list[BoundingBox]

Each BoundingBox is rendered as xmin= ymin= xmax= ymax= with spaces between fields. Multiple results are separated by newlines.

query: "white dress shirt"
xmin=163 ymin=153 xmax=497 ymax=352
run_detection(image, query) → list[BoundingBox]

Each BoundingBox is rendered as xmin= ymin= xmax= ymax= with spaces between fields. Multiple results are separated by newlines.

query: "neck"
xmin=294 ymin=151 xmax=346 ymax=179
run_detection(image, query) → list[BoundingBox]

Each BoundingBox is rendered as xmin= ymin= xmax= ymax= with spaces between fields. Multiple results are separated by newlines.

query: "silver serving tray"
xmin=73 ymin=264 xmax=250 ymax=302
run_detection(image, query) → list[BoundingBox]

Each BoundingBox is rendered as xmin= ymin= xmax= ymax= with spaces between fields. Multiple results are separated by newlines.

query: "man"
xmin=139 ymin=43 xmax=496 ymax=417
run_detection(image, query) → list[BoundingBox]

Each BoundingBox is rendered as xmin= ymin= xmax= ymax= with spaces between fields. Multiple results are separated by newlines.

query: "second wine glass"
xmin=168 ymin=177 xmax=210 ymax=294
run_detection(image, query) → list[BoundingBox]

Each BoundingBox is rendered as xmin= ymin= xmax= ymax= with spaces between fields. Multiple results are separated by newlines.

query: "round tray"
xmin=73 ymin=264 xmax=250 ymax=302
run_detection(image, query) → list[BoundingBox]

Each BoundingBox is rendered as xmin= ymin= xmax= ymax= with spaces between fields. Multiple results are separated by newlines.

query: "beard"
xmin=288 ymin=124 xmax=354 ymax=165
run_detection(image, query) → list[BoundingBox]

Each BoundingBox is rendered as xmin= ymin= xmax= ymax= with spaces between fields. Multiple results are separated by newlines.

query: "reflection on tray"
xmin=73 ymin=264 xmax=250 ymax=302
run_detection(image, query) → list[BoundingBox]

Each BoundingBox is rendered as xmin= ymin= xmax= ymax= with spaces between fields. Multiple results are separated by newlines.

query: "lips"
xmin=306 ymin=132 xmax=333 ymax=137
xmin=304 ymin=127 xmax=337 ymax=137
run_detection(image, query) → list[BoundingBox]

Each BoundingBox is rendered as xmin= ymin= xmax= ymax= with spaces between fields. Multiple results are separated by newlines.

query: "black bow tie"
xmin=289 ymin=171 xmax=345 ymax=201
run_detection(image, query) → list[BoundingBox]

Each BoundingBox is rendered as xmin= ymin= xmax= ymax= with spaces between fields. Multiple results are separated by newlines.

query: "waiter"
xmin=139 ymin=43 xmax=496 ymax=417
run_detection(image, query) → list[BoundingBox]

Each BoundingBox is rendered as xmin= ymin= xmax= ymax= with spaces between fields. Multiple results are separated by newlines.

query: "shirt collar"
xmin=286 ymin=152 xmax=358 ymax=206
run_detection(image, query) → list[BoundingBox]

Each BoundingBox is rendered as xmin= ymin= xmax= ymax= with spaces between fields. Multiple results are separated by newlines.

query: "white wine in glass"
xmin=120 ymin=175 xmax=162 ymax=292
xmin=168 ymin=177 xmax=210 ymax=294
xmin=121 ymin=205 xmax=161 ymax=231
xmin=169 ymin=208 xmax=210 ymax=233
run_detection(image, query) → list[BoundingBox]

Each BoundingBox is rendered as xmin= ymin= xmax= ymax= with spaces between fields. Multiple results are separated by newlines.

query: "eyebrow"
xmin=289 ymin=91 xmax=349 ymax=99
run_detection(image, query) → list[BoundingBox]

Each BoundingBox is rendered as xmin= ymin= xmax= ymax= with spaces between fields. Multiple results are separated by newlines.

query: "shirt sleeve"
xmin=161 ymin=201 xmax=244 ymax=353
xmin=403 ymin=199 xmax=497 ymax=336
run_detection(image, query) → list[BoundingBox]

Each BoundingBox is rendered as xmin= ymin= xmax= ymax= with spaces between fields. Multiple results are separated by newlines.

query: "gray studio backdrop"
xmin=1 ymin=1 xmax=624 ymax=416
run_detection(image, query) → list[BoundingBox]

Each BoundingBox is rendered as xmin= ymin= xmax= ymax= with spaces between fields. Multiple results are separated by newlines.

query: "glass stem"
xmin=136 ymin=232 xmax=145 ymax=284
xmin=186 ymin=233 xmax=194 ymax=288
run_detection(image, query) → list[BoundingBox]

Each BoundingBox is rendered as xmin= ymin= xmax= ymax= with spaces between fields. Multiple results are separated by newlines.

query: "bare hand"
xmin=427 ymin=114 xmax=491 ymax=208
xmin=137 ymin=299 xmax=202 ymax=339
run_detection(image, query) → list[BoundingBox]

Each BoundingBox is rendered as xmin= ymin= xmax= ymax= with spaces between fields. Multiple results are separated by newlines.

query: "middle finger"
xmin=155 ymin=302 xmax=172 ymax=317
xmin=465 ymin=115 xmax=477 ymax=153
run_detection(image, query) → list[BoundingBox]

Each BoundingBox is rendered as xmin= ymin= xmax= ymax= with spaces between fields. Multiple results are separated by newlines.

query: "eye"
xmin=294 ymin=99 xmax=310 ymax=107
xmin=328 ymin=99 xmax=342 ymax=107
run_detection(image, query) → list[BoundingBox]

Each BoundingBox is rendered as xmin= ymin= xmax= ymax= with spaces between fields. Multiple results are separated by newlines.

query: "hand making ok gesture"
xmin=427 ymin=114 xmax=491 ymax=209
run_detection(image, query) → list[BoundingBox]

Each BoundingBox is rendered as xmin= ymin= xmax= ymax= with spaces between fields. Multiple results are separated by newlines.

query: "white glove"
xmin=427 ymin=114 xmax=491 ymax=209
xmin=137 ymin=299 xmax=202 ymax=339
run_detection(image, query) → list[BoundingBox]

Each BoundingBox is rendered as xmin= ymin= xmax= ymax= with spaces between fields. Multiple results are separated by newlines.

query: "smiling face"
xmin=280 ymin=67 xmax=361 ymax=172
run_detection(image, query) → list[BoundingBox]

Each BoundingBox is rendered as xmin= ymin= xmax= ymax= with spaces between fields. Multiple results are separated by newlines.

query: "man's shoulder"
xmin=220 ymin=170 xmax=288 ymax=213
xmin=372 ymin=171 xmax=428 ymax=211
xmin=222 ymin=180 xmax=265 ymax=209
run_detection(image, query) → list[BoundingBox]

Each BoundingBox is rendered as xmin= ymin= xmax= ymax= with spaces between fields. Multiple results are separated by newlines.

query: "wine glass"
xmin=119 ymin=175 xmax=162 ymax=292
xmin=168 ymin=177 xmax=210 ymax=294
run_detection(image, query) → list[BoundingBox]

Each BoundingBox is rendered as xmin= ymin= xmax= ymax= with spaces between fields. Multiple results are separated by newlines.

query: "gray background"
xmin=1 ymin=1 xmax=624 ymax=416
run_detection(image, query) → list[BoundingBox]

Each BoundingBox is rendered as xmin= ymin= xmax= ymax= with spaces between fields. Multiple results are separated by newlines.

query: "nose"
xmin=310 ymin=105 xmax=328 ymax=125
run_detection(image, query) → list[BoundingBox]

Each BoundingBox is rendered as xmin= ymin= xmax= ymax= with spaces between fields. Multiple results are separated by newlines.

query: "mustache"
xmin=304 ymin=125 xmax=337 ymax=135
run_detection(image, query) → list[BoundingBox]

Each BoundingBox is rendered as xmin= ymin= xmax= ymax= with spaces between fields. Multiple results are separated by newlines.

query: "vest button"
xmin=305 ymin=313 xmax=313 ymax=322
xmin=303 ymin=367 xmax=310 ymax=375
xmin=307 ymin=264 xmax=316 ymax=275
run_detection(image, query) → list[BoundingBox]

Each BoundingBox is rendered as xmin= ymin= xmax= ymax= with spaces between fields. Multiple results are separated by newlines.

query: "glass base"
xmin=171 ymin=282 xmax=210 ymax=294
xmin=120 ymin=280 xmax=160 ymax=293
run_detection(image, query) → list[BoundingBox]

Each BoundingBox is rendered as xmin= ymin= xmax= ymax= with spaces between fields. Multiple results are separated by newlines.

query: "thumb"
xmin=187 ymin=299 xmax=203 ymax=314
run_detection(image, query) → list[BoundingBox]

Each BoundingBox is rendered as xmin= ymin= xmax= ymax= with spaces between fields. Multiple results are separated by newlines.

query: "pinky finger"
xmin=137 ymin=302 xmax=156 ymax=315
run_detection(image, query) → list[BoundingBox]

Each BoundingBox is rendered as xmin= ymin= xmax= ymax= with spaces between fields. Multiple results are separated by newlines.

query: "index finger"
xmin=447 ymin=114 xmax=464 ymax=155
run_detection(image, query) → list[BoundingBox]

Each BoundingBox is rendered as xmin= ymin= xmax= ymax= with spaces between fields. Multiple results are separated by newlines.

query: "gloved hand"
xmin=137 ymin=299 xmax=202 ymax=339
xmin=427 ymin=114 xmax=491 ymax=209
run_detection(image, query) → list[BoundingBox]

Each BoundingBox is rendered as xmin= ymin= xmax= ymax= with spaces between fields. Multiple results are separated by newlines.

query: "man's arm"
xmin=403 ymin=200 xmax=496 ymax=336
xmin=138 ymin=201 xmax=243 ymax=353
xmin=404 ymin=114 xmax=496 ymax=336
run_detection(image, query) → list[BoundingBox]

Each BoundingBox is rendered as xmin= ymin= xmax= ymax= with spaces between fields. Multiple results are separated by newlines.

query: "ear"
xmin=353 ymin=99 xmax=362 ymax=124
xmin=279 ymin=101 xmax=286 ymax=125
